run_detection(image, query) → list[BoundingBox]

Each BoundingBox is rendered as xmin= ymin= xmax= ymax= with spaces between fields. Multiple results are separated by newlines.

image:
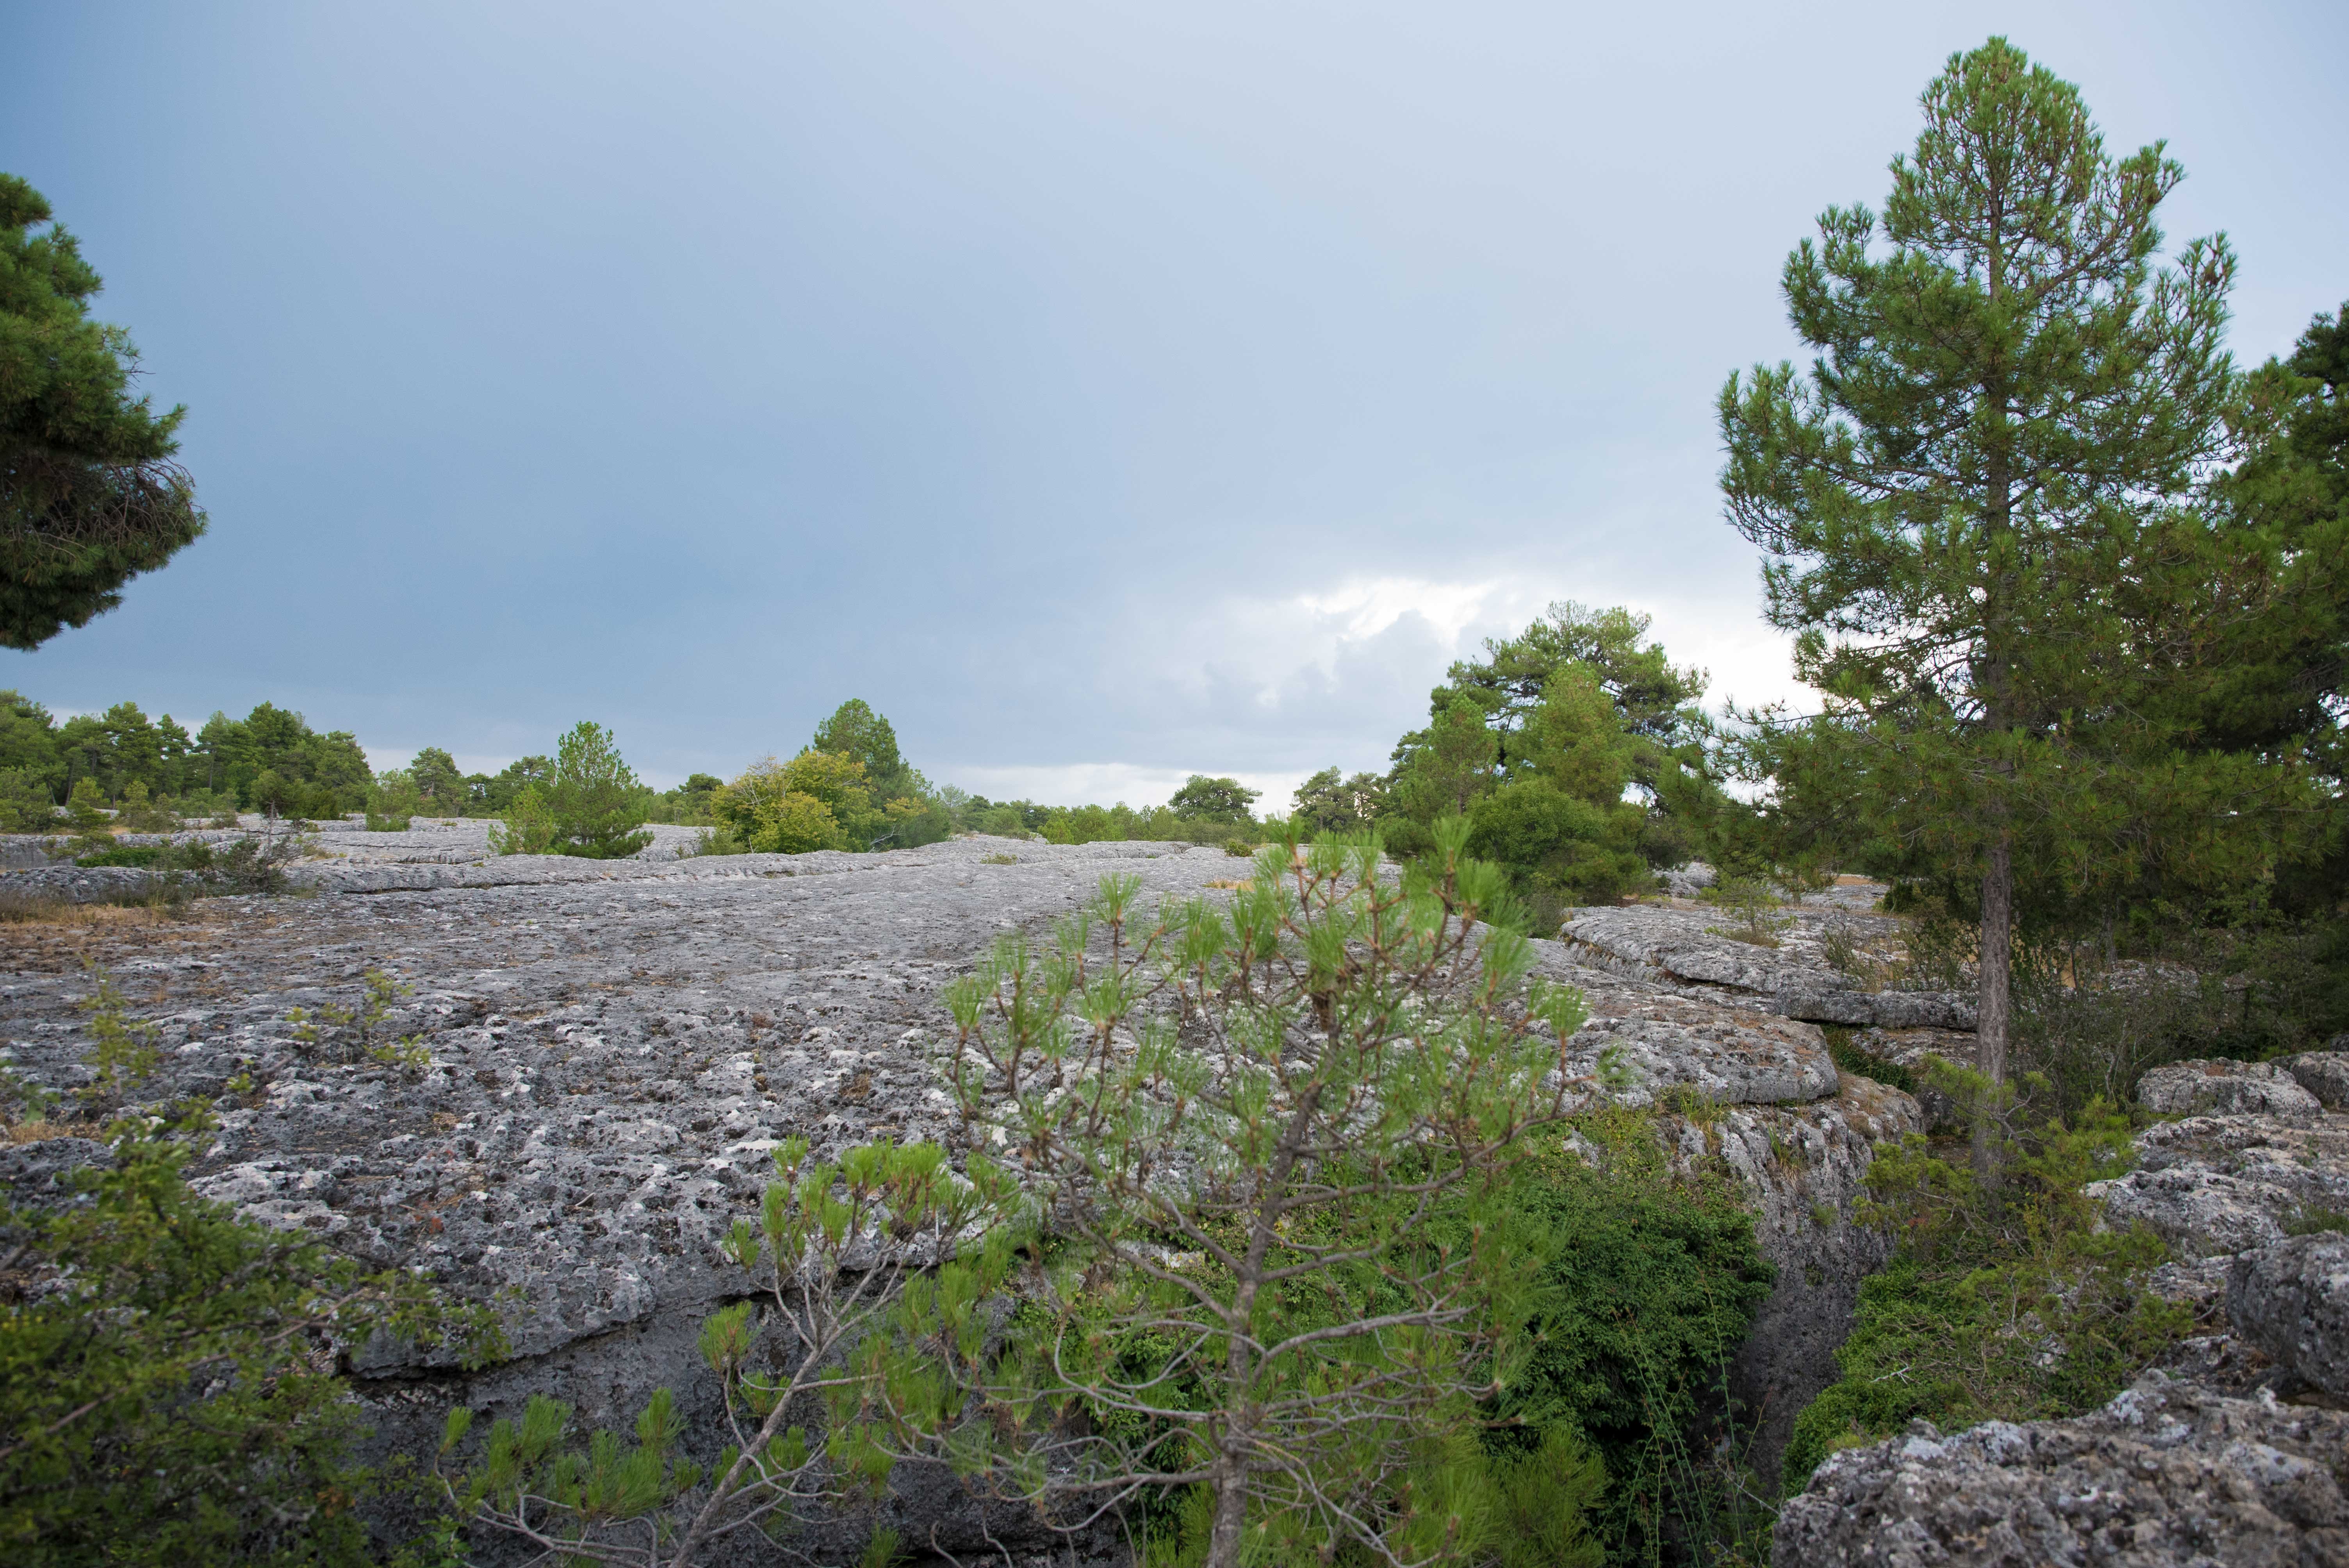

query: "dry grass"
xmin=4 ymin=1118 xmax=106 ymax=1146
xmin=1204 ymin=879 xmax=1255 ymax=891
xmin=0 ymin=891 xmax=173 ymax=929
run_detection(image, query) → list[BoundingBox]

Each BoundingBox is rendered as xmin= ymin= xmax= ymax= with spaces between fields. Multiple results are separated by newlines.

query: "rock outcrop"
xmin=1563 ymin=902 xmax=1978 ymax=1032
xmin=1774 ymin=1375 xmax=2349 ymax=1567
xmin=1776 ymin=1050 xmax=2349 ymax=1566
xmin=2 ymin=840 xmax=1922 ymax=1556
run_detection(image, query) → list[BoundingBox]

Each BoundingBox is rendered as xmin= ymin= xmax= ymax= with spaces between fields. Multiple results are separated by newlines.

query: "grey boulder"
xmin=2230 ymin=1233 xmax=2349 ymax=1402
xmin=2285 ymin=1051 xmax=2349 ymax=1112
xmin=2138 ymin=1058 xmax=2324 ymax=1125
xmin=1772 ymin=1373 xmax=2349 ymax=1567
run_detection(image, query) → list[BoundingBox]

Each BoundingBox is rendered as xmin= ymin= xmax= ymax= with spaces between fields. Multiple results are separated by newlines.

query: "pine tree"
xmin=0 ymin=176 xmax=206 ymax=649
xmin=1717 ymin=39 xmax=2283 ymax=1132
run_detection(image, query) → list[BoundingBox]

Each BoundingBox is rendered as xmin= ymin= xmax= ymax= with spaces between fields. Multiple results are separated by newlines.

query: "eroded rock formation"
xmin=1777 ymin=1052 xmax=2349 ymax=1567
xmin=2 ymin=837 xmax=1923 ymax=1557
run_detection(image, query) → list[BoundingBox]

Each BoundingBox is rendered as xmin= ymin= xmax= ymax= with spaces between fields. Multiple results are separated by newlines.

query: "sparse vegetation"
xmin=1781 ymin=1064 xmax=2192 ymax=1491
xmin=287 ymin=966 xmax=429 ymax=1071
xmin=435 ymin=1137 xmax=1022 ymax=1567
xmin=1702 ymin=875 xmax=1793 ymax=948
xmin=0 ymin=1111 xmax=504 ymax=1565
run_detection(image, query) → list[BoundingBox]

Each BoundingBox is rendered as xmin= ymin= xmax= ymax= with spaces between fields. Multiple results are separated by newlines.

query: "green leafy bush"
xmin=1781 ymin=1067 xmax=2191 ymax=1490
xmin=1486 ymin=1110 xmax=1776 ymax=1564
xmin=711 ymin=750 xmax=867 ymax=852
xmin=0 ymin=1113 xmax=503 ymax=1565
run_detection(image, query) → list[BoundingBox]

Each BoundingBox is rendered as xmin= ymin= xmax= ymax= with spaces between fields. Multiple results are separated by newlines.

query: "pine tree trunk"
xmin=1205 ymin=1458 xmax=1249 ymax=1568
xmin=1974 ymin=829 xmax=2013 ymax=1174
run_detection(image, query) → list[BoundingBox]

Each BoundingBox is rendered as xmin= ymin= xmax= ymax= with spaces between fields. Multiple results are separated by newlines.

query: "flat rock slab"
xmin=1562 ymin=905 xmax=1977 ymax=1032
xmin=1773 ymin=1372 xmax=2349 ymax=1567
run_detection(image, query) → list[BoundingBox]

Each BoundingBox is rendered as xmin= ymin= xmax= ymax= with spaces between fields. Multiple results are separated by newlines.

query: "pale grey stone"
xmin=1774 ymin=1372 xmax=2349 ymax=1567
xmin=2230 ymin=1233 xmax=2349 ymax=1401
xmin=2285 ymin=1051 xmax=2349 ymax=1111
xmin=2138 ymin=1058 xmax=2324 ymax=1125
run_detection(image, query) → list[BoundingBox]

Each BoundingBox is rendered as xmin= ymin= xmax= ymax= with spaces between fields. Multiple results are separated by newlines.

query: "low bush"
xmin=1780 ymin=1065 xmax=2192 ymax=1491
xmin=0 ymin=1112 xmax=504 ymax=1566
xmin=1488 ymin=1109 xmax=1777 ymax=1564
xmin=0 ymin=967 xmax=504 ymax=1564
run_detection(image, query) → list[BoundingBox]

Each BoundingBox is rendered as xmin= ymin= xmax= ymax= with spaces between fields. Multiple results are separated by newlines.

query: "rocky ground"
xmin=3 ymin=836 xmax=1934 ymax=1561
xmin=1774 ymin=1052 xmax=2349 ymax=1567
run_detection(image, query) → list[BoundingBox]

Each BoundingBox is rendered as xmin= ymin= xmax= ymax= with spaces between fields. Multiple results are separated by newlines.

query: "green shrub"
xmin=1486 ymin=1112 xmax=1776 ymax=1563
xmin=1780 ymin=1069 xmax=2191 ymax=1491
xmin=366 ymin=767 xmax=425 ymax=831
xmin=0 ymin=766 xmax=55 ymax=831
xmin=0 ymin=1112 xmax=503 ymax=1565
xmin=64 ymin=777 xmax=109 ymax=832
xmin=110 ymin=782 xmax=178 ymax=832
xmin=72 ymin=842 xmax=163 ymax=868
xmin=490 ymin=722 xmax=652 ymax=859
xmin=1821 ymin=1025 xmax=1917 ymax=1094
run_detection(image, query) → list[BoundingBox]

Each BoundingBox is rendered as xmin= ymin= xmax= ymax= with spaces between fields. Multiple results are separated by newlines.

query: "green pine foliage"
xmin=873 ymin=824 xmax=1609 ymax=1567
xmin=491 ymin=720 xmax=654 ymax=859
xmin=1716 ymin=38 xmax=2332 ymax=1105
xmin=0 ymin=175 xmax=207 ymax=650
xmin=1374 ymin=604 xmax=1721 ymax=915
xmin=0 ymin=1112 xmax=504 ymax=1566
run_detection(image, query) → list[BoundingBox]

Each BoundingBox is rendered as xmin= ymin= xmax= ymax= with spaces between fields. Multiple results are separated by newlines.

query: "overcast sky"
xmin=5 ymin=2 xmax=2343 ymax=805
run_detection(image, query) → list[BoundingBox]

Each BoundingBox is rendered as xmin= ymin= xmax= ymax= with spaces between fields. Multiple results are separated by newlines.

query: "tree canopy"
xmin=0 ymin=175 xmax=205 ymax=649
xmin=1714 ymin=38 xmax=2323 ymax=1102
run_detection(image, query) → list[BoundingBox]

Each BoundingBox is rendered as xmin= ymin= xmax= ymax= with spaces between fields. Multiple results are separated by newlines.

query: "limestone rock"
xmin=1562 ymin=904 xmax=1976 ymax=1032
xmin=2285 ymin=1051 xmax=2349 ymax=1112
xmin=2139 ymin=1058 xmax=2325 ymax=1125
xmin=1772 ymin=1372 xmax=2349 ymax=1567
xmin=2230 ymin=1233 xmax=2349 ymax=1402
xmin=2091 ymin=1113 xmax=2349 ymax=1259
xmin=0 ymin=834 xmax=1930 ymax=1561
xmin=1713 ymin=1073 xmax=1924 ymax=1479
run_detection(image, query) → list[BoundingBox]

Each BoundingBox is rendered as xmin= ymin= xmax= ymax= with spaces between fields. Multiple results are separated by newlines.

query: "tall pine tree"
xmin=1717 ymin=39 xmax=2296 ymax=1128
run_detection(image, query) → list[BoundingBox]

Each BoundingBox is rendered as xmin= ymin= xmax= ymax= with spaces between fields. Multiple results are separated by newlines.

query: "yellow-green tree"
xmin=712 ymin=750 xmax=876 ymax=852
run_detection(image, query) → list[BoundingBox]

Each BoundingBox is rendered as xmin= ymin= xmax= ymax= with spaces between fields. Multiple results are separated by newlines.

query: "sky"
xmin=5 ymin=2 xmax=2344 ymax=806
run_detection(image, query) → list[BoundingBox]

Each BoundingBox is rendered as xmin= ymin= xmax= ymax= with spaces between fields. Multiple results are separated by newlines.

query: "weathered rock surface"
xmin=1563 ymin=902 xmax=1978 ymax=1032
xmin=1711 ymin=1073 xmax=1924 ymax=1473
xmin=2 ymin=837 xmax=1926 ymax=1559
xmin=2091 ymin=1113 xmax=2349 ymax=1259
xmin=2138 ymin=1057 xmax=2326 ymax=1125
xmin=2286 ymin=1051 xmax=2349 ymax=1112
xmin=1773 ymin=1374 xmax=2349 ymax=1567
xmin=1779 ymin=1046 xmax=2349 ymax=1565
xmin=2231 ymin=1234 xmax=2349 ymax=1403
